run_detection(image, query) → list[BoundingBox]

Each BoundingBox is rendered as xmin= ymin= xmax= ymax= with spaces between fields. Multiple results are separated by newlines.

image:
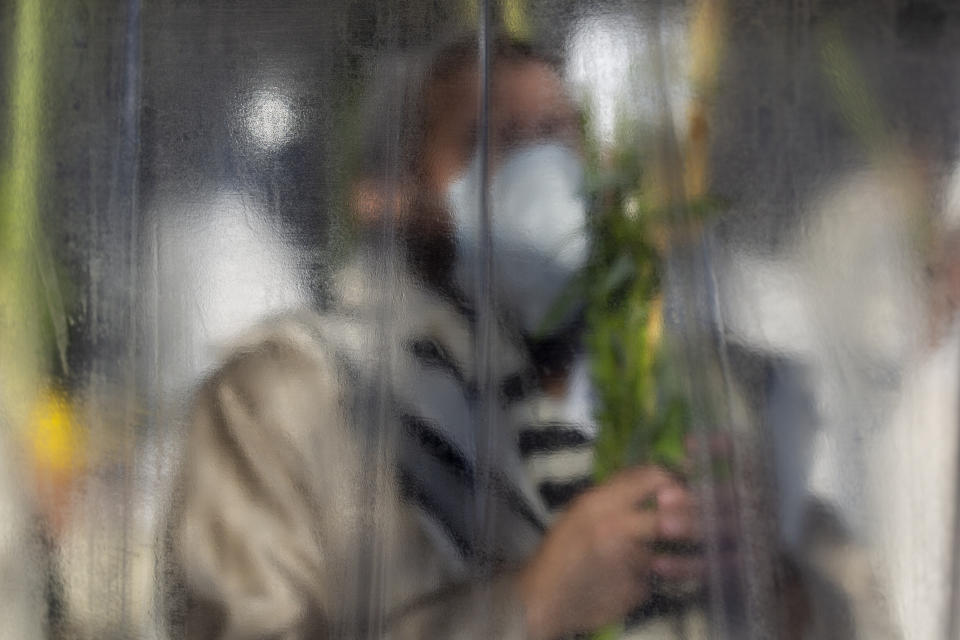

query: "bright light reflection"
xmin=151 ymin=190 xmax=307 ymax=397
xmin=566 ymin=12 xmax=690 ymax=148
xmin=245 ymin=90 xmax=296 ymax=150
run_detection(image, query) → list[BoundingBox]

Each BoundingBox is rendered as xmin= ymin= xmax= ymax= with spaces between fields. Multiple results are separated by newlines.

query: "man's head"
xmin=353 ymin=36 xmax=581 ymax=238
xmin=417 ymin=38 xmax=580 ymax=204
xmin=353 ymin=35 xmax=588 ymax=356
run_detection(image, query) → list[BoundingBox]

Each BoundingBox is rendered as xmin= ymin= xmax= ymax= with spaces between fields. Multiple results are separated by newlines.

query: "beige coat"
xmin=162 ymin=313 xmax=534 ymax=639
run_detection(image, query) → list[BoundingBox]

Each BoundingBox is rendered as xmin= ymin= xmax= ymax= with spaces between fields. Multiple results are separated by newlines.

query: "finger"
xmin=657 ymin=508 xmax=702 ymax=542
xmin=607 ymin=466 xmax=674 ymax=509
xmin=656 ymin=483 xmax=695 ymax=512
xmin=656 ymin=485 xmax=702 ymax=541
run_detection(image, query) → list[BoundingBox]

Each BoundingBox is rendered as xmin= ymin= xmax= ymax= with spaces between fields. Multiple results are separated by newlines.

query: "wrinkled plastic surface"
xmin=2 ymin=1 xmax=959 ymax=638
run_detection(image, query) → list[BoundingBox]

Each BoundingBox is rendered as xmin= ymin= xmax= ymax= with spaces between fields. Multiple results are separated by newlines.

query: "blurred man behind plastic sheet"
xmin=163 ymin=36 xmax=705 ymax=640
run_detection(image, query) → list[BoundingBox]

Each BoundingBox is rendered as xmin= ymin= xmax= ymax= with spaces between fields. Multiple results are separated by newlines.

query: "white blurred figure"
xmin=152 ymin=190 xmax=308 ymax=404
xmin=720 ymin=162 xmax=935 ymax=638
xmin=865 ymin=164 xmax=960 ymax=640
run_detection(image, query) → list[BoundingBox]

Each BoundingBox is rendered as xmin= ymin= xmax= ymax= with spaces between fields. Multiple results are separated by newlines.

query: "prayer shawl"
xmin=162 ymin=247 xmax=596 ymax=639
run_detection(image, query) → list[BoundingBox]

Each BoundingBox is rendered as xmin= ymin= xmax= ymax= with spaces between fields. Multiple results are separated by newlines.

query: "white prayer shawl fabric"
xmin=868 ymin=325 xmax=960 ymax=640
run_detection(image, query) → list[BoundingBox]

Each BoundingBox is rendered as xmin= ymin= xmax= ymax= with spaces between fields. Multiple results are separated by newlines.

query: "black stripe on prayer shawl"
xmin=499 ymin=371 xmax=534 ymax=406
xmin=406 ymin=338 xmax=469 ymax=389
xmin=398 ymin=468 xmax=474 ymax=559
xmin=538 ymin=476 xmax=593 ymax=511
xmin=401 ymin=413 xmax=547 ymax=535
xmin=400 ymin=414 xmax=473 ymax=481
xmin=517 ymin=424 xmax=592 ymax=458
xmin=490 ymin=472 xmax=548 ymax=535
xmin=407 ymin=337 xmax=535 ymax=406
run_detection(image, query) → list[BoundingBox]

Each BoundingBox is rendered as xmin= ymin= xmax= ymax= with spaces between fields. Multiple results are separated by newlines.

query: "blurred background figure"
xmin=866 ymin=168 xmax=960 ymax=640
xmin=149 ymin=190 xmax=308 ymax=409
xmin=707 ymin=2 xmax=960 ymax=636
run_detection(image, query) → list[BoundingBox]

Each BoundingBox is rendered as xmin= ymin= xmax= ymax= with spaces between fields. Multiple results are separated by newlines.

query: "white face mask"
xmin=448 ymin=143 xmax=589 ymax=334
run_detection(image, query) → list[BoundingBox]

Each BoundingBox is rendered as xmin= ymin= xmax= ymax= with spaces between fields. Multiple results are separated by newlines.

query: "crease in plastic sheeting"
xmin=645 ymin=2 xmax=770 ymax=638
xmin=114 ymin=0 xmax=145 ymax=631
xmin=703 ymin=233 xmax=778 ymax=640
xmin=364 ymin=24 xmax=408 ymax=639
xmin=640 ymin=7 xmax=725 ymax=640
xmin=472 ymin=0 xmax=496 ymax=561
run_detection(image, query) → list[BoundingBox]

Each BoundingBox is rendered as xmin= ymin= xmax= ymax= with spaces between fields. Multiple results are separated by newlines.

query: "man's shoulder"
xmin=223 ymin=309 xmax=330 ymax=359
xmin=199 ymin=310 xmax=341 ymax=404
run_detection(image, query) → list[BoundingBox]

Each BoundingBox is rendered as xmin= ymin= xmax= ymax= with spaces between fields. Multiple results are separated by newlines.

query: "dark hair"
xmin=426 ymin=35 xmax=561 ymax=85
xmin=356 ymin=34 xmax=561 ymax=183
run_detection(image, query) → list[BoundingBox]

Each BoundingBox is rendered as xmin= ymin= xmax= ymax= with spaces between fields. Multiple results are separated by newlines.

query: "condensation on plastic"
xmin=2 ymin=1 xmax=960 ymax=639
